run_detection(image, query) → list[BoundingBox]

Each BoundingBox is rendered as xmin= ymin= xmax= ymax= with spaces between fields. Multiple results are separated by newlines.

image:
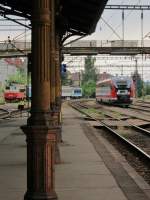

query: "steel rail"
xmin=0 ymin=108 xmax=29 ymax=119
xmin=9 ymin=108 xmax=29 ymax=117
xmin=0 ymin=108 xmax=9 ymax=119
xmin=129 ymin=104 xmax=150 ymax=113
xmin=97 ymin=105 xmax=150 ymax=137
xmin=132 ymin=102 xmax=150 ymax=109
xmin=96 ymin=106 xmax=150 ymax=137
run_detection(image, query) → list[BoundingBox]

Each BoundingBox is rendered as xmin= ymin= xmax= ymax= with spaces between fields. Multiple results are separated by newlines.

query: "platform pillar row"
xmin=50 ymin=0 xmax=62 ymax=164
xmin=49 ymin=0 xmax=62 ymax=134
xmin=55 ymin=33 xmax=62 ymax=143
xmin=50 ymin=0 xmax=56 ymax=110
xmin=21 ymin=0 xmax=57 ymax=199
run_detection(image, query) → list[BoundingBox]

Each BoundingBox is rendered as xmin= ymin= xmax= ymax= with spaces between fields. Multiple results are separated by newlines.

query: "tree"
xmin=81 ymin=56 xmax=97 ymax=97
xmin=82 ymin=56 xmax=97 ymax=83
xmin=7 ymin=68 xmax=28 ymax=85
xmin=61 ymin=73 xmax=67 ymax=85
xmin=132 ymin=70 xmax=143 ymax=97
xmin=0 ymin=85 xmax=5 ymax=104
xmin=145 ymin=82 xmax=150 ymax=95
xmin=82 ymin=80 xmax=96 ymax=98
xmin=61 ymin=70 xmax=72 ymax=85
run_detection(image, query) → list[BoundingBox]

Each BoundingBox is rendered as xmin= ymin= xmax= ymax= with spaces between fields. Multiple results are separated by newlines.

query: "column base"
xmin=21 ymin=125 xmax=58 ymax=200
xmin=24 ymin=191 xmax=57 ymax=200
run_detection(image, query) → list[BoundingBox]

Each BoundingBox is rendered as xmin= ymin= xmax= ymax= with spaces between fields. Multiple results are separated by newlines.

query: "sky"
xmin=0 ymin=0 xmax=150 ymax=80
xmin=0 ymin=16 xmax=31 ymax=42
xmin=63 ymin=0 xmax=150 ymax=81
xmin=0 ymin=0 xmax=150 ymax=41
xmin=65 ymin=0 xmax=150 ymax=42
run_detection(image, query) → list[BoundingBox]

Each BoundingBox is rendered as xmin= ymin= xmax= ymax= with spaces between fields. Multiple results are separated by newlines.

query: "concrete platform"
xmin=0 ymin=103 xmax=149 ymax=200
xmin=56 ymin=103 xmax=150 ymax=200
xmin=0 ymin=118 xmax=26 ymax=200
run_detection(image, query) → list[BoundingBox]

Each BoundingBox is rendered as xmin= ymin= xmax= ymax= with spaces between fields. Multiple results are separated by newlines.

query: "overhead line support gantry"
xmin=106 ymin=5 xmax=150 ymax=10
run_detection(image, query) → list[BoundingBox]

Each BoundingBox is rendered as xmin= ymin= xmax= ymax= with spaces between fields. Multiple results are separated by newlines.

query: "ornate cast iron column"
xmin=53 ymin=33 xmax=62 ymax=164
xmin=21 ymin=0 xmax=58 ymax=199
xmin=50 ymin=0 xmax=61 ymax=164
xmin=50 ymin=0 xmax=56 ymax=110
xmin=55 ymin=0 xmax=62 ymax=129
xmin=55 ymin=34 xmax=61 ymax=116
xmin=55 ymin=33 xmax=62 ymax=143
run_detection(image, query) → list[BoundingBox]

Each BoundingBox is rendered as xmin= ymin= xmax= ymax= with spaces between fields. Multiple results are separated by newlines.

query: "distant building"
xmin=0 ymin=57 xmax=26 ymax=86
xmin=97 ymin=72 xmax=112 ymax=81
xmin=69 ymin=72 xmax=81 ymax=86
xmin=0 ymin=59 xmax=17 ymax=86
xmin=4 ymin=58 xmax=23 ymax=68
xmin=68 ymin=72 xmax=112 ymax=86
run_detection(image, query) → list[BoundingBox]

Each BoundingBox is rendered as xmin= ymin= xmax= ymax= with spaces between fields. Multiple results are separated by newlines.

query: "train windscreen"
xmin=114 ymin=78 xmax=132 ymax=89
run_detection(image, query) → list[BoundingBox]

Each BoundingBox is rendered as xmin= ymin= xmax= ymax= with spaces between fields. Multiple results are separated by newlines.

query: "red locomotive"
xmin=96 ymin=76 xmax=135 ymax=106
xmin=4 ymin=84 xmax=26 ymax=102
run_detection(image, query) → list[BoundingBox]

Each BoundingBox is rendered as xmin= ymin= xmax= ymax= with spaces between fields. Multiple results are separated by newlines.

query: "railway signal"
xmin=61 ymin=64 xmax=67 ymax=76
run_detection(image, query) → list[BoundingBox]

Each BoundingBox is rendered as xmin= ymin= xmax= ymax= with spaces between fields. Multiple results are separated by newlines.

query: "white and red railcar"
xmin=4 ymin=84 xmax=26 ymax=102
xmin=96 ymin=76 xmax=135 ymax=106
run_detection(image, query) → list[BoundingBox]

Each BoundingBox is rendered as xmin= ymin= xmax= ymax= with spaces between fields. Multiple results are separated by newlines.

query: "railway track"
xmin=0 ymin=108 xmax=10 ymax=119
xmin=0 ymin=108 xmax=29 ymax=119
xmin=93 ymin=102 xmax=150 ymax=122
xmin=10 ymin=108 xmax=29 ymax=118
xmin=70 ymin=100 xmax=150 ymax=166
xmin=128 ymin=100 xmax=150 ymax=113
xmin=136 ymin=100 xmax=150 ymax=105
xmin=84 ymin=99 xmax=150 ymax=119
xmin=130 ymin=104 xmax=150 ymax=113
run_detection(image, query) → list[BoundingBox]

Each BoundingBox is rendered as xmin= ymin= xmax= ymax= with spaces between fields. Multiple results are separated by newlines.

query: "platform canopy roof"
xmin=0 ymin=0 xmax=108 ymax=35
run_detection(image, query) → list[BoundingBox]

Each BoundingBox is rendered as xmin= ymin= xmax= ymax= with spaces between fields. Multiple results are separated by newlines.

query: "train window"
xmin=5 ymin=86 xmax=10 ymax=90
xmin=74 ymin=89 xmax=81 ymax=94
xmin=10 ymin=86 xmax=16 ymax=91
xmin=19 ymin=89 xmax=25 ymax=92
xmin=97 ymin=85 xmax=111 ymax=95
xmin=117 ymin=81 xmax=127 ymax=85
xmin=117 ymin=85 xmax=127 ymax=90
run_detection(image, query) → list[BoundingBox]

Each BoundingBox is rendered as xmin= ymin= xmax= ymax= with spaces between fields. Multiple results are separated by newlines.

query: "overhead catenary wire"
xmin=100 ymin=0 xmax=125 ymax=30
xmin=106 ymin=0 xmax=142 ymax=40
xmin=13 ymin=28 xmax=31 ymax=40
xmin=0 ymin=15 xmax=31 ymax=41
xmin=63 ymin=52 xmax=149 ymax=80
xmin=101 ymin=17 xmax=122 ymax=40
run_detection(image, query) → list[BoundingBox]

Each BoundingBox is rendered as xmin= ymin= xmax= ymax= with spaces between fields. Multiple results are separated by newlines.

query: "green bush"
xmin=0 ymin=97 xmax=5 ymax=104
